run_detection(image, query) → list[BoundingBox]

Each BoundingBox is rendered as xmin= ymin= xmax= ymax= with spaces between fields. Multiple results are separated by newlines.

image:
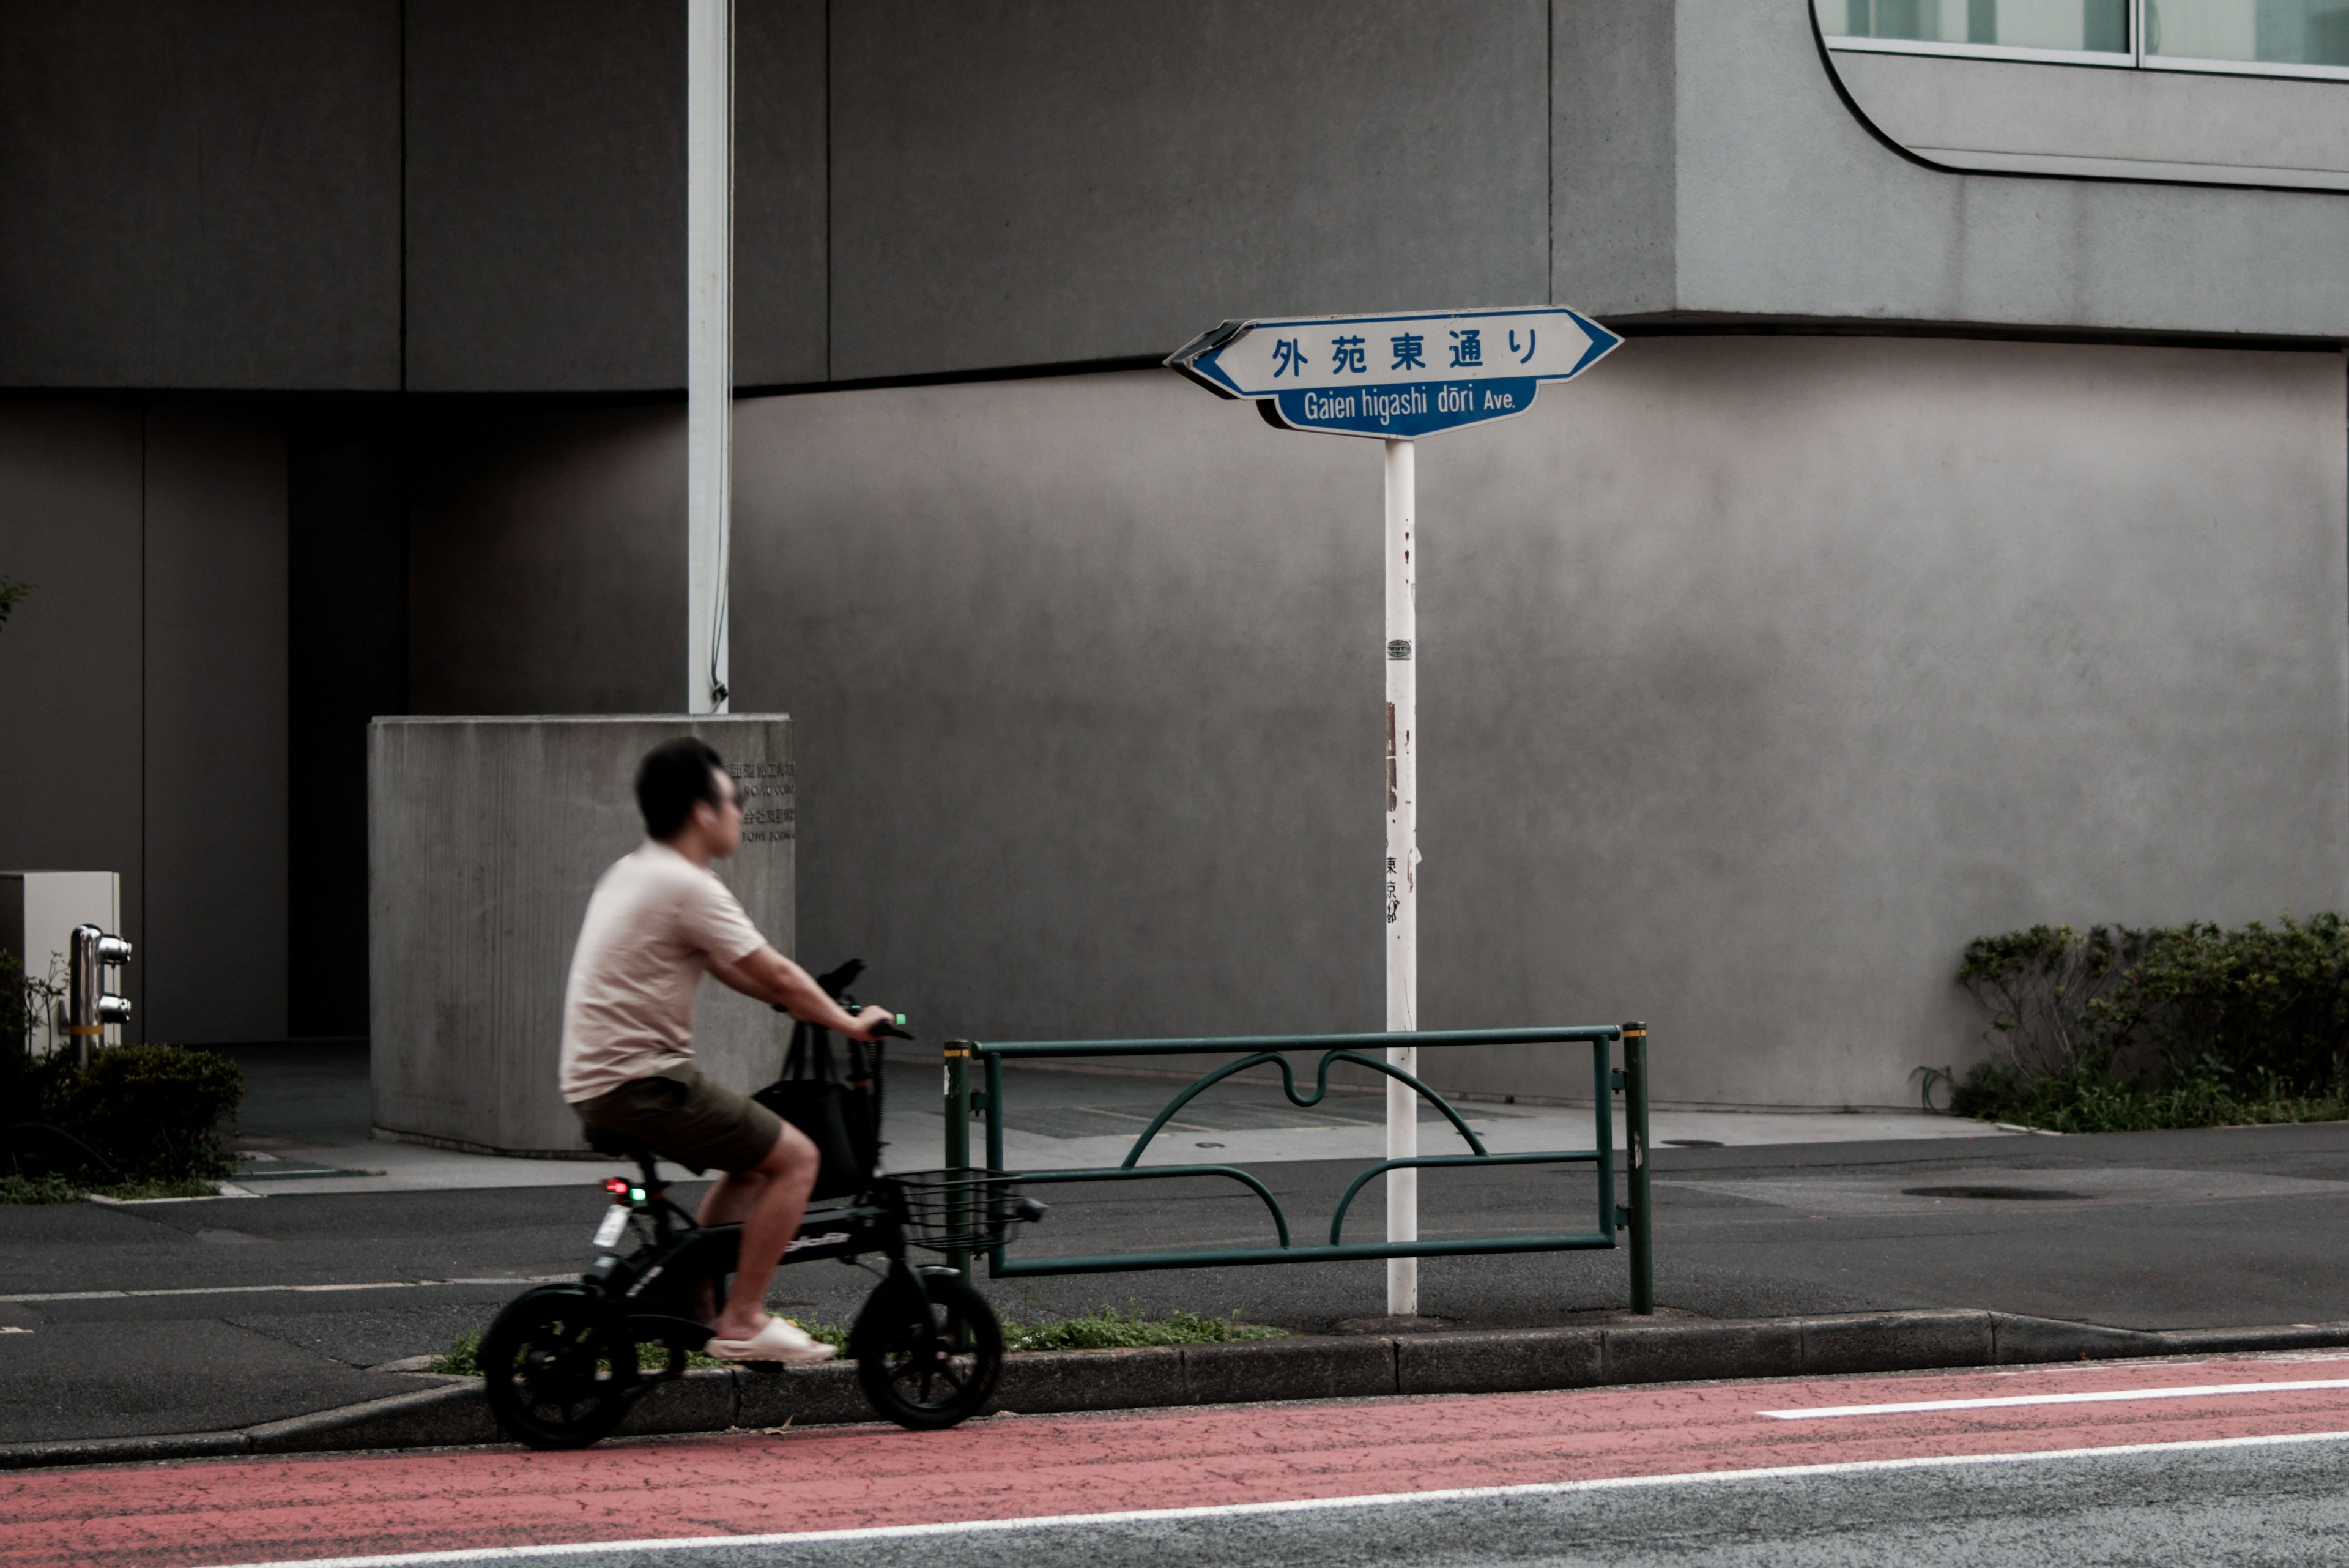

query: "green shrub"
xmin=1942 ymin=915 xmax=2349 ymax=1132
xmin=22 ymin=1045 xmax=244 ymax=1182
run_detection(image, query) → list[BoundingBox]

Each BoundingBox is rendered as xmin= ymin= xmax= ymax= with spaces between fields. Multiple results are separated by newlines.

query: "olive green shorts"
xmin=572 ymin=1063 xmax=783 ymax=1175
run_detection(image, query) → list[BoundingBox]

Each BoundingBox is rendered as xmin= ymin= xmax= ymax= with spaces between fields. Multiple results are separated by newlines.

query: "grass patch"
xmin=92 ymin=1176 xmax=223 ymax=1202
xmin=1004 ymin=1302 xmax=1285 ymax=1352
xmin=0 ymin=1173 xmax=86 ymax=1205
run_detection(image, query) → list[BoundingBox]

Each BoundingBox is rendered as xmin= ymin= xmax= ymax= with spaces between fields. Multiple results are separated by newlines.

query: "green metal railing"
xmin=940 ymin=1022 xmax=1654 ymax=1313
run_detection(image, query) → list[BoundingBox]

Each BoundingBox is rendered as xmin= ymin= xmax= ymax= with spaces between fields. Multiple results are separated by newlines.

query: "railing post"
xmin=944 ymin=1041 xmax=972 ymax=1277
xmin=1623 ymin=1021 xmax=1653 ymax=1314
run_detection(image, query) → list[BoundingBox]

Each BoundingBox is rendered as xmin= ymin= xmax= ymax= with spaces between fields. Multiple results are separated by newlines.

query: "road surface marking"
xmin=1762 ymin=1378 xmax=2349 ymax=1419
xmin=0 ymin=1276 xmax=570 ymax=1306
xmin=194 ymin=1428 xmax=2349 ymax=1568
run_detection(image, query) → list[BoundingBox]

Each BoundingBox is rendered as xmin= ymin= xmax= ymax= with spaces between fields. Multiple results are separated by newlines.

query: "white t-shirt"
xmin=558 ymin=841 xmax=768 ymax=1102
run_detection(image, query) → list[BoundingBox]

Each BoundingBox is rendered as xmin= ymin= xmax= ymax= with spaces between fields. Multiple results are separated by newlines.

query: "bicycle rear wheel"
xmin=480 ymin=1285 xmax=639 ymax=1450
xmin=850 ymin=1271 xmax=1003 ymax=1430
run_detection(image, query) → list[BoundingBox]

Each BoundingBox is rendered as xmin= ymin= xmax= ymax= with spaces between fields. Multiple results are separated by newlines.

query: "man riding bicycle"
xmin=558 ymin=737 xmax=894 ymax=1364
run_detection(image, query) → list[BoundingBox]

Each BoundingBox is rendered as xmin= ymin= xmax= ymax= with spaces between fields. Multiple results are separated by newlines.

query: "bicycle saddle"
xmin=582 ymin=1124 xmax=702 ymax=1176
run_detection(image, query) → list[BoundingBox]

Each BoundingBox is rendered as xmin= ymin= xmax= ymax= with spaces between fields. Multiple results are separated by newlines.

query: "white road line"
xmin=193 ymin=1427 xmax=2349 ymax=1568
xmin=0 ymin=1276 xmax=571 ymax=1306
xmin=1761 ymin=1378 xmax=2349 ymax=1420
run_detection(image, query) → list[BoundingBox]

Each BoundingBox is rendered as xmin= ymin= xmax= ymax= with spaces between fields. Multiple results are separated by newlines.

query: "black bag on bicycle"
xmin=752 ymin=960 xmax=883 ymax=1200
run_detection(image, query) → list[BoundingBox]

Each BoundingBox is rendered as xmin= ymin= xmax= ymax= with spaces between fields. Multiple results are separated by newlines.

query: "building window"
xmin=2146 ymin=1 xmax=2349 ymax=70
xmin=1820 ymin=0 xmax=2349 ymax=75
xmin=1822 ymin=0 xmax=2131 ymax=58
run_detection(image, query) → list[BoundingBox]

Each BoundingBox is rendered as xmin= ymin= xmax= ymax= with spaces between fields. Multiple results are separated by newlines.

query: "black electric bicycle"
xmin=478 ymin=973 xmax=1043 ymax=1450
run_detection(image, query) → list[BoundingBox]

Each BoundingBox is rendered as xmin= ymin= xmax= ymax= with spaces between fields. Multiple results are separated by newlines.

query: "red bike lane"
xmin=8 ymin=1351 xmax=2349 ymax=1568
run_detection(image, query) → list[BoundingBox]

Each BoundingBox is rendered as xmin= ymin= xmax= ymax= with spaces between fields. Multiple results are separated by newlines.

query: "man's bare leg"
xmin=705 ymin=1122 xmax=820 ymax=1342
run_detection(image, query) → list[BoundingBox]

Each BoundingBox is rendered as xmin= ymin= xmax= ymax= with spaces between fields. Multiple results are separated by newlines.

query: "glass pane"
xmin=1822 ymin=0 xmax=2129 ymax=50
xmin=2145 ymin=1 xmax=2349 ymax=65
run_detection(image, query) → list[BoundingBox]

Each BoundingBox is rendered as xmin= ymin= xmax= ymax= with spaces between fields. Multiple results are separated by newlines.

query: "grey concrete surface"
xmin=722 ymin=339 xmax=2346 ymax=1107
xmin=1828 ymin=46 xmax=2349 ymax=190
xmin=143 ymin=406 xmax=289 ymax=1043
xmin=0 ymin=1 xmax=401 ymax=390
xmin=826 ymin=0 xmax=1550 ymax=380
xmin=0 ymin=402 xmax=146 ymax=1018
xmin=496 ymin=1437 xmax=2349 ymax=1568
xmin=1676 ymin=4 xmax=2349 ymax=336
xmin=369 ymin=715 xmax=794 ymax=1153
xmin=0 ymin=399 xmax=292 ymax=1042
xmin=11 ymin=2 xmax=2349 ymax=399
xmin=406 ymin=403 xmax=685 ymax=715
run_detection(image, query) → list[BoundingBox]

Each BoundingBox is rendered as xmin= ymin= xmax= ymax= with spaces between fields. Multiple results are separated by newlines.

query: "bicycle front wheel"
xmin=480 ymin=1285 xmax=639 ymax=1449
xmin=850 ymin=1271 xmax=1003 ymax=1430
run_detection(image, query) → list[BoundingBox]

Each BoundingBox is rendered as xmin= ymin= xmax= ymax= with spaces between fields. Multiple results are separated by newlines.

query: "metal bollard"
xmin=1622 ymin=1020 xmax=1653 ymax=1315
xmin=67 ymin=924 xmax=132 ymax=1066
xmin=943 ymin=1041 xmax=973 ymax=1278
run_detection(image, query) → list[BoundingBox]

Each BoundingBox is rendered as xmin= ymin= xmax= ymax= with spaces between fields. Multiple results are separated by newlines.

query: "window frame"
xmin=1818 ymin=0 xmax=2349 ymax=82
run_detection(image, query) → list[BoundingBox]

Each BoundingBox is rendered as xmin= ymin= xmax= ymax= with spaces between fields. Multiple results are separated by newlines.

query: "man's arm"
xmin=707 ymin=945 xmax=892 ymax=1039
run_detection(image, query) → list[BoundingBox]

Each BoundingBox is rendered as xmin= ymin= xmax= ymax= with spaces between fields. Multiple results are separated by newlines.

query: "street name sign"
xmin=1165 ymin=305 xmax=1621 ymax=439
xmin=1166 ymin=302 xmax=1623 ymax=1320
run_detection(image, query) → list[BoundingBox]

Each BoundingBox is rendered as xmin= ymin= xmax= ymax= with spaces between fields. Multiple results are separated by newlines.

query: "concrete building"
xmin=1 ymin=1 xmax=2342 ymax=1109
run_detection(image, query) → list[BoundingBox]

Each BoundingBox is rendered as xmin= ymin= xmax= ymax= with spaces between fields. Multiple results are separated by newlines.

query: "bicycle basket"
xmin=892 ymin=1169 xmax=1030 ymax=1252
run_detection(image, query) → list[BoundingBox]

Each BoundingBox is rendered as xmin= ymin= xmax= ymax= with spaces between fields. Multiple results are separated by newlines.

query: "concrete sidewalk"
xmin=213 ymin=1042 xmax=2019 ymax=1195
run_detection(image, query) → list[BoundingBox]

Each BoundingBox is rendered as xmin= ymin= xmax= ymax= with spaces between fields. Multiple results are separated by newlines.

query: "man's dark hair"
xmin=636 ymin=737 xmax=727 ymax=840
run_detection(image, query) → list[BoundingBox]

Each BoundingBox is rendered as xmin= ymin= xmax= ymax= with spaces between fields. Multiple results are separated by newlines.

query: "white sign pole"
xmin=1384 ymin=436 xmax=1419 ymax=1318
xmin=685 ymin=0 xmax=733 ymax=715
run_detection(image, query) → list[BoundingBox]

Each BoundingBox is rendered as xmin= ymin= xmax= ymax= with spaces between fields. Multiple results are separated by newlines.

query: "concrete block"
xmin=615 ymin=1368 xmax=737 ymax=1436
xmin=1183 ymin=1337 xmax=1394 ymax=1406
xmin=733 ymin=1362 xmax=871 ymax=1429
xmin=1395 ymin=1328 xmax=1604 ymax=1396
xmin=1801 ymin=1311 xmax=1994 ymax=1376
xmin=245 ymin=1383 xmax=499 ymax=1454
xmin=994 ymin=1347 xmax=1187 ymax=1414
xmin=1992 ymin=1313 xmax=2167 ymax=1365
xmin=369 ymin=715 xmax=793 ymax=1154
xmin=1602 ymin=1319 xmax=1802 ymax=1385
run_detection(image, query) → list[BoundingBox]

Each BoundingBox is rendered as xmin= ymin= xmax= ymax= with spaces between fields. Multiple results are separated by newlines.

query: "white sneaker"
xmin=707 ymin=1317 xmax=837 ymax=1364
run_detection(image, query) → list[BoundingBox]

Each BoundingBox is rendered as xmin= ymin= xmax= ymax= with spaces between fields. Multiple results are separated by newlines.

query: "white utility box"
xmin=0 ymin=872 xmax=124 ymax=1055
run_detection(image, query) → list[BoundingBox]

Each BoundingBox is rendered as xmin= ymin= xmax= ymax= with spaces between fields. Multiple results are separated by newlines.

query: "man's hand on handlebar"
xmin=844 ymin=1004 xmax=903 ymax=1042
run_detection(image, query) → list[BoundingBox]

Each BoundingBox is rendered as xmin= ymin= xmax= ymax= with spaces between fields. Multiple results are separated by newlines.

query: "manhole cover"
xmin=1663 ymin=1139 xmax=1724 ymax=1148
xmin=1902 ymin=1186 xmax=2095 ymax=1202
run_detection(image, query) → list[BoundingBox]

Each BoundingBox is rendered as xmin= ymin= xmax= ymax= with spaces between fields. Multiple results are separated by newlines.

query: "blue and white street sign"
xmin=1165 ymin=305 xmax=1621 ymax=439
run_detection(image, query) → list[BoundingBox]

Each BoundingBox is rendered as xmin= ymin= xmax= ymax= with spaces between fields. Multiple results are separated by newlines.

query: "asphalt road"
xmin=7 ymin=1118 xmax=2349 ymax=1443
xmin=14 ymin=1352 xmax=2349 ymax=1567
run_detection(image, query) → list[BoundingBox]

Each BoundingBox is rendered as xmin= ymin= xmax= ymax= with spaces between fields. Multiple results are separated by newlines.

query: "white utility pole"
xmin=1384 ymin=436 xmax=1419 ymax=1317
xmin=686 ymin=0 xmax=733 ymax=714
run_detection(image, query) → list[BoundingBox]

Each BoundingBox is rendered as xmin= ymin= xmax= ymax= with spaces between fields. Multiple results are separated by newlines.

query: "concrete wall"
xmin=12 ymin=1 xmax=2349 ymax=396
xmin=369 ymin=715 xmax=793 ymax=1154
xmin=403 ymin=338 xmax=2349 ymax=1107
xmin=0 ymin=399 xmax=290 ymax=1043
xmin=0 ymin=404 xmax=144 ymax=1016
xmin=1669 ymin=3 xmax=2349 ymax=335
xmin=0 ymin=1 xmax=401 ymax=390
xmin=406 ymin=404 xmax=685 ymax=715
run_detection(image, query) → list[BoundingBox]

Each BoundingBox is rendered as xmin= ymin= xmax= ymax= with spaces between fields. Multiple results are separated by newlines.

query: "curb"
xmin=7 ymin=1309 xmax=2346 ymax=1470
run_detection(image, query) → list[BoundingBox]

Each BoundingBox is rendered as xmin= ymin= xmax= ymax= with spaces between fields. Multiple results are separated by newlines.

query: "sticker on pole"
xmin=1165 ymin=305 xmax=1621 ymax=440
